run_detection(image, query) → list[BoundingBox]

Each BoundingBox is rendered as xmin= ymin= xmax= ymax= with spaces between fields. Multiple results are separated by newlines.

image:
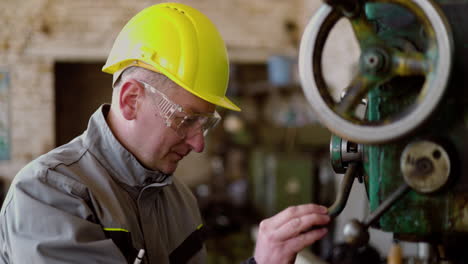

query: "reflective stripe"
xmin=103 ymin=227 xmax=137 ymax=262
xmin=103 ymin=227 xmax=129 ymax=232
xmin=169 ymin=224 xmax=206 ymax=264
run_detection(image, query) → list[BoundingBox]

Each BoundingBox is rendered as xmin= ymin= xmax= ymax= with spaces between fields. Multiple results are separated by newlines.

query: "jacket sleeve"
xmin=0 ymin=168 xmax=128 ymax=264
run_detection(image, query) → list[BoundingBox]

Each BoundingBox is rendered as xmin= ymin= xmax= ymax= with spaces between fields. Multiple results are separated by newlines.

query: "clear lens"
xmin=138 ymin=80 xmax=221 ymax=138
xmin=177 ymin=111 xmax=221 ymax=138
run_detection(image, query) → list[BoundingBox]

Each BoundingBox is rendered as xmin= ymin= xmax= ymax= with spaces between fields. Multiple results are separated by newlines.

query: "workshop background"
xmin=0 ymin=0 xmax=411 ymax=263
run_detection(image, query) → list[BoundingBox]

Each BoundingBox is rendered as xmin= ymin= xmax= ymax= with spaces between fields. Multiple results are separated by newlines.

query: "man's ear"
xmin=119 ymin=80 xmax=144 ymax=120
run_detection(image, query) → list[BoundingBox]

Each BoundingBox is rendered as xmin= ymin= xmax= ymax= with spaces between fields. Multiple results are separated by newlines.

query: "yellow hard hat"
xmin=102 ymin=3 xmax=241 ymax=111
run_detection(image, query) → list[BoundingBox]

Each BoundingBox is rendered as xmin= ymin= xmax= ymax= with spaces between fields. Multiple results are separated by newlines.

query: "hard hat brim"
xmin=103 ymin=61 xmax=241 ymax=112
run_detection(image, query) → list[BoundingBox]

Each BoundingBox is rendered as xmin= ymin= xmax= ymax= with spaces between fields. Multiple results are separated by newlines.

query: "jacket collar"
xmin=84 ymin=104 xmax=172 ymax=189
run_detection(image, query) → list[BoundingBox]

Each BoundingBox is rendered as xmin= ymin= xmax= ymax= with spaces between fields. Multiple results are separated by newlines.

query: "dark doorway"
xmin=54 ymin=62 xmax=113 ymax=147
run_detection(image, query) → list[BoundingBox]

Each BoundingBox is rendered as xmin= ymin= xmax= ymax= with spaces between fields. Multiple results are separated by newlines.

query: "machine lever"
xmin=341 ymin=183 xmax=411 ymax=247
xmin=363 ymin=183 xmax=410 ymax=228
xmin=328 ymin=162 xmax=359 ymax=218
xmin=305 ymin=162 xmax=359 ymax=233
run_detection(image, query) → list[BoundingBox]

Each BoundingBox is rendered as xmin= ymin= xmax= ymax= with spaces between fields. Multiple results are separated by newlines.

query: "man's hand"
xmin=253 ymin=204 xmax=330 ymax=264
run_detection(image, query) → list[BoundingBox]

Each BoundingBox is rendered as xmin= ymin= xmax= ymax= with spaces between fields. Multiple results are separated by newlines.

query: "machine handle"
xmin=305 ymin=162 xmax=359 ymax=232
xmin=328 ymin=162 xmax=359 ymax=218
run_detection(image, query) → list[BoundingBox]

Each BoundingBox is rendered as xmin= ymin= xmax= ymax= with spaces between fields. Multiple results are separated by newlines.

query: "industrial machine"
xmin=299 ymin=0 xmax=468 ymax=262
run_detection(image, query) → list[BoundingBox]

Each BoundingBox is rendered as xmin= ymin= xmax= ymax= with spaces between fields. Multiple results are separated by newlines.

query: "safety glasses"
xmin=137 ymin=80 xmax=221 ymax=139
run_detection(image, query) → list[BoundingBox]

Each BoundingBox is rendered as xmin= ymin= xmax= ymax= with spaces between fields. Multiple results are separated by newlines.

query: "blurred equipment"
xmin=0 ymin=71 xmax=10 ymax=161
xmin=325 ymin=242 xmax=381 ymax=264
xmin=250 ymin=150 xmax=315 ymax=217
xmin=267 ymin=55 xmax=296 ymax=87
xmin=0 ymin=178 xmax=5 ymax=208
xmin=299 ymin=0 xmax=468 ymax=263
xmin=387 ymin=242 xmax=403 ymax=264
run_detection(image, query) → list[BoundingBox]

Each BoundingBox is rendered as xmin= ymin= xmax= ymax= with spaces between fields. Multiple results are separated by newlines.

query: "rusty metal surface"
xmin=300 ymin=0 xmax=468 ymax=245
xmin=364 ymin=0 xmax=468 ymax=237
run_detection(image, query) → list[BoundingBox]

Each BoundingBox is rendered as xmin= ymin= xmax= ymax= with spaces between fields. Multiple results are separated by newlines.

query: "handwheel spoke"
xmin=350 ymin=13 xmax=380 ymax=48
xmin=392 ymin=50 xmax=429 ymax=76
xmin=336 ymin=74 xmax=378 ymax=115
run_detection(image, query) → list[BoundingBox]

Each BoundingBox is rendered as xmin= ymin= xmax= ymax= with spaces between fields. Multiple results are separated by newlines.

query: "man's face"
xmin=132 ymin=80 xmax=216 ymax=174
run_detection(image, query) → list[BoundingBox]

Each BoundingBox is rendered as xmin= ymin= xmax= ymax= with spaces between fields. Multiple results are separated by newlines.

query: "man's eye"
xmin=183 ymin=117 xmax=198 ymax=126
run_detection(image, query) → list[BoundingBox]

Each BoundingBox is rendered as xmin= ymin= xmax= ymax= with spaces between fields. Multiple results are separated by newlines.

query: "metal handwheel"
xmin=299 ymin=0 xmax=453 ymax=144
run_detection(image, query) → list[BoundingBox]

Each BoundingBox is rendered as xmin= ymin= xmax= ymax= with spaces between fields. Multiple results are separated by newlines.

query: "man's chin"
xmin=159 ymin=161 xmax=179 ymax=175
xmin=154 ymin=155 xmax=184 ymax=174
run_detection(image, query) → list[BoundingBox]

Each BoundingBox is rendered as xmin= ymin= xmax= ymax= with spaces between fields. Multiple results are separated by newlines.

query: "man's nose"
xmin=185 ymin=131 xmax=205 ymax=153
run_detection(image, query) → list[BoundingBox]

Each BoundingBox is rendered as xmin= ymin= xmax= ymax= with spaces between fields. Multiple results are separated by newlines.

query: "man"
xmin=0 ymin=3 xmax=329 ymax=264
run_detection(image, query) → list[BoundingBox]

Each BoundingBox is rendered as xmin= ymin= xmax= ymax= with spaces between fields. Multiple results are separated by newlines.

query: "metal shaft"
xmin=363 ymin=183 xmax=411 ymax=228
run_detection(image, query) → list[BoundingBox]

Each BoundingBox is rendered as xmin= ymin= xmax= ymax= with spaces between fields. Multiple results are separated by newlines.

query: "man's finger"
xmin=288 ymin=228 xmax=329 ymax=252
xmin=268 ymin=204 xmax=328 ymax=229
xmin=273 ymin=214 xmax=330 ymax=241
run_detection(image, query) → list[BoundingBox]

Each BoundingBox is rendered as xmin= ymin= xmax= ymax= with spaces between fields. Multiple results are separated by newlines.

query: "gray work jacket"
xmin=0 ymin=105 xmax=207 ymax=264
